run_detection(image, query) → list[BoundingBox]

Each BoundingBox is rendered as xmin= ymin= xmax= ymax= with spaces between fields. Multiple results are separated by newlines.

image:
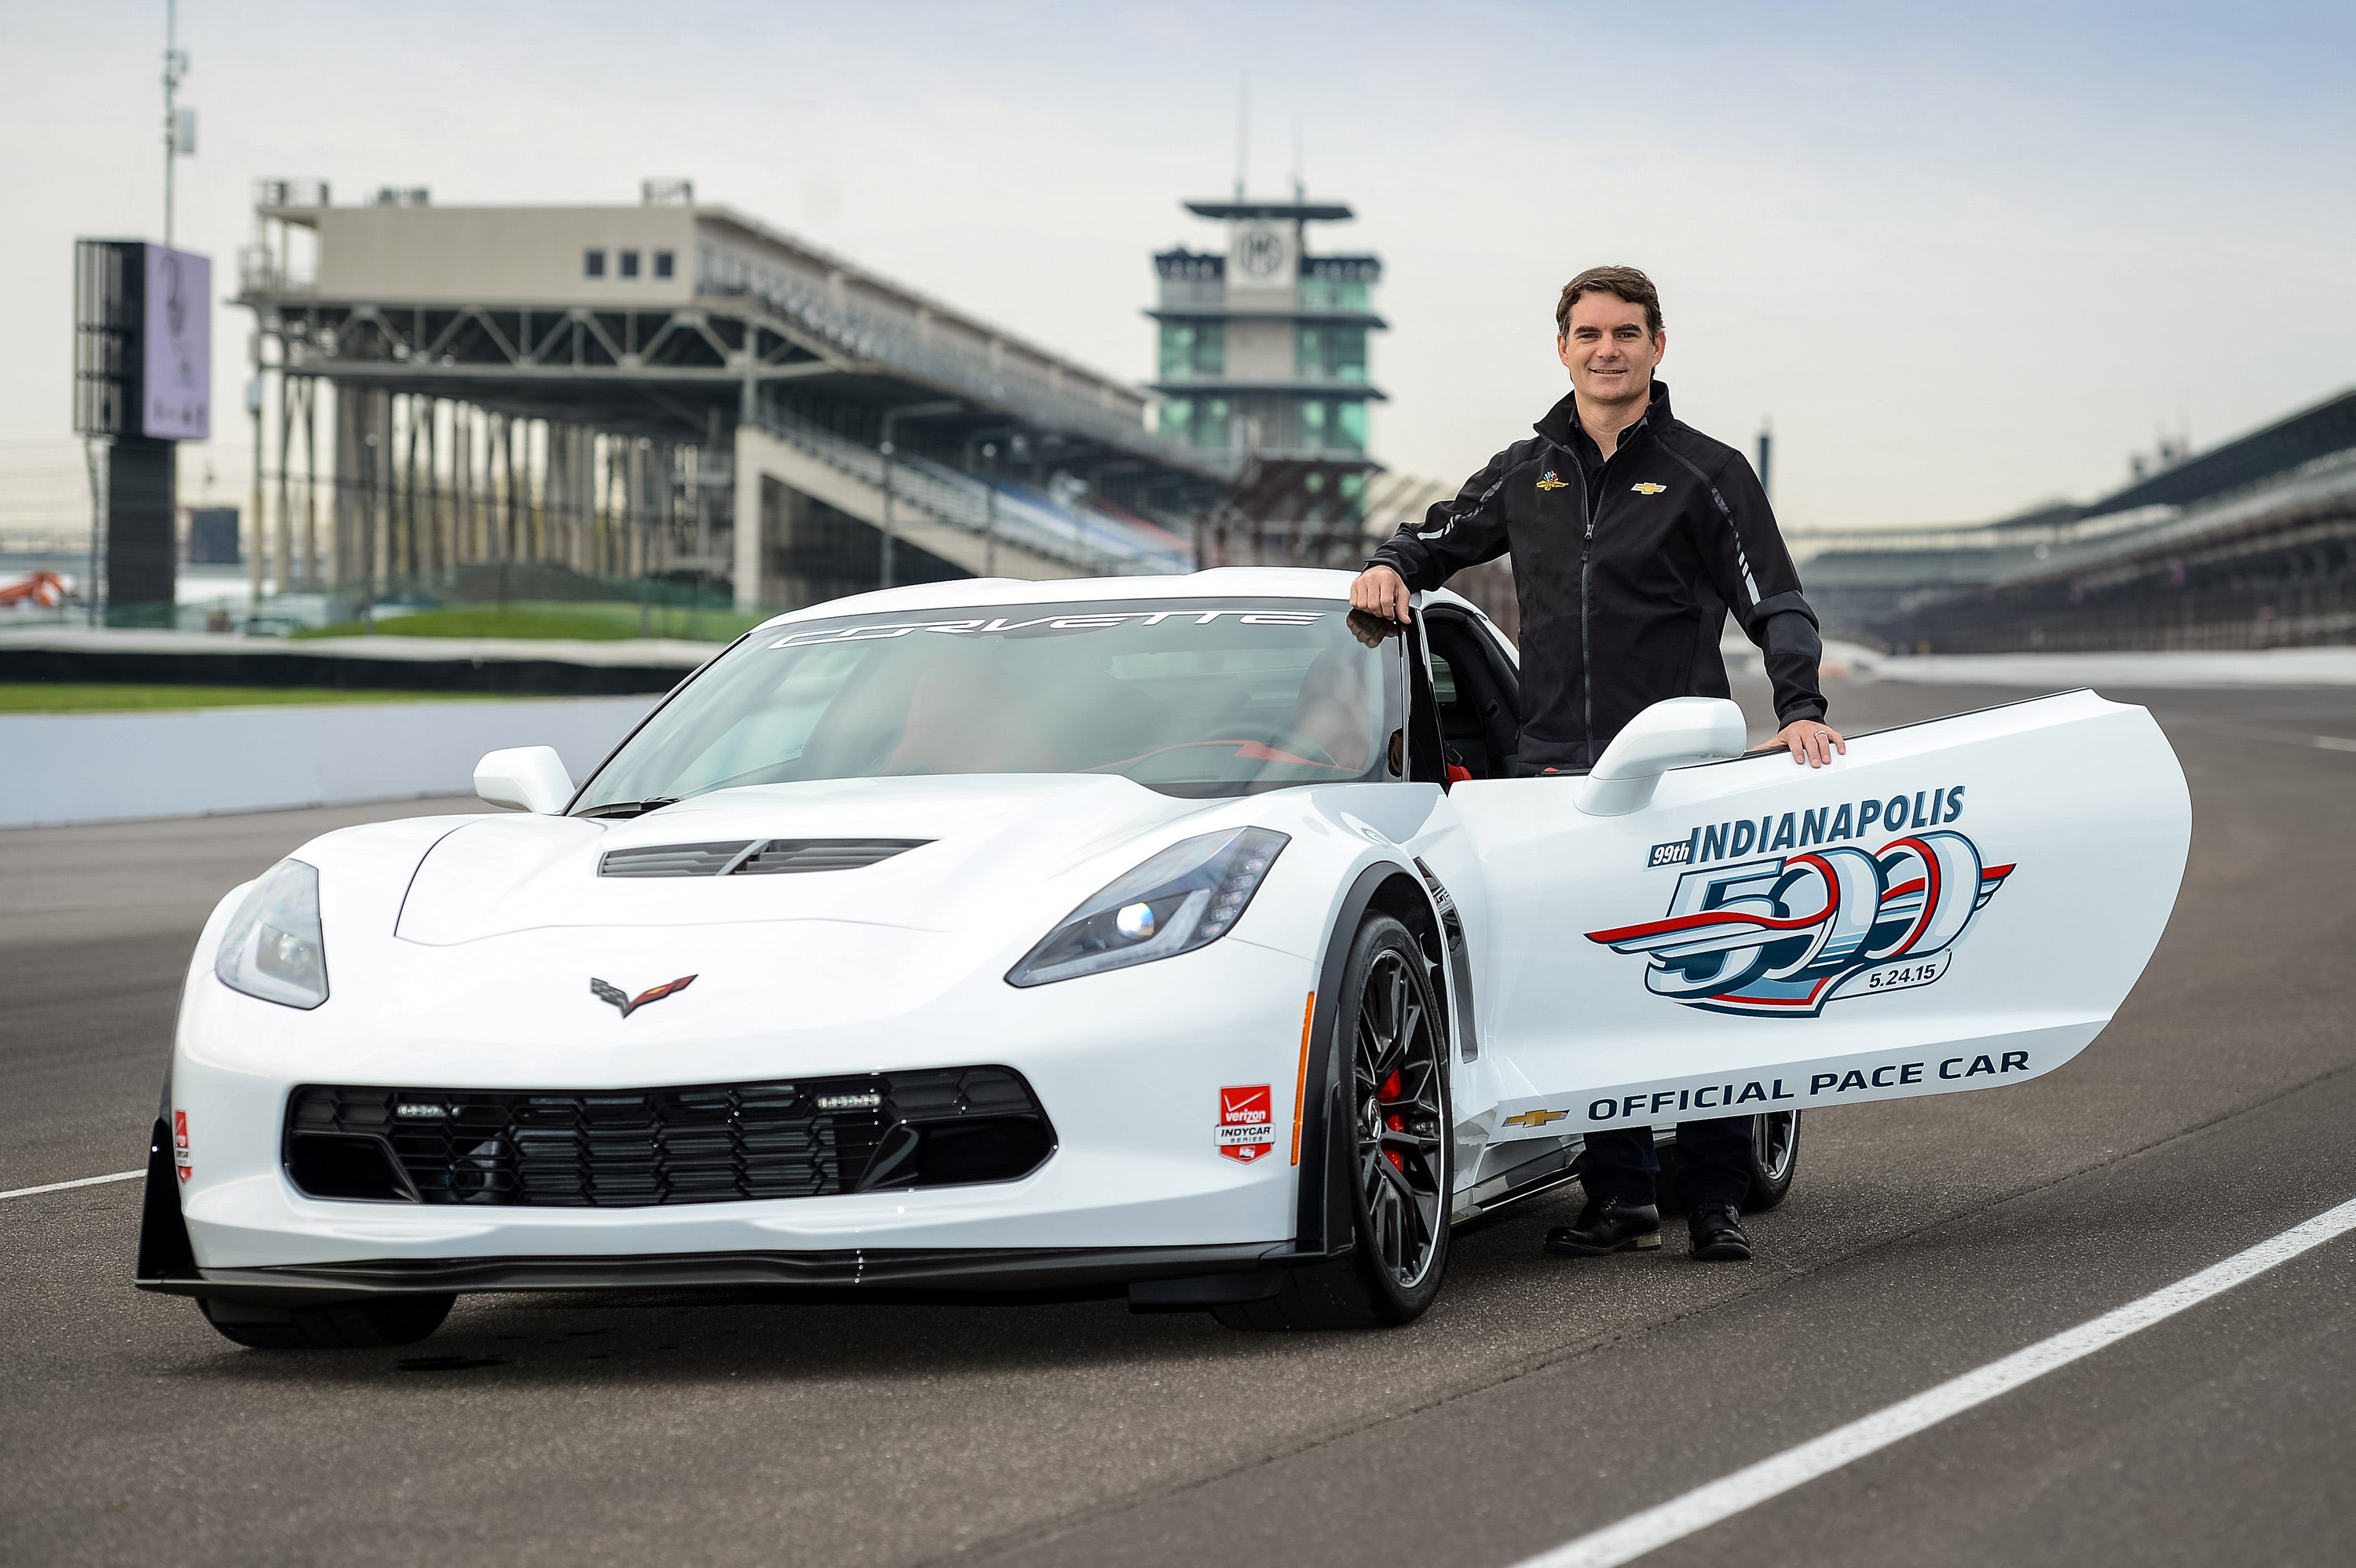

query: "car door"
xmin=1440 ymin=687 xmax=2191 ymax=1145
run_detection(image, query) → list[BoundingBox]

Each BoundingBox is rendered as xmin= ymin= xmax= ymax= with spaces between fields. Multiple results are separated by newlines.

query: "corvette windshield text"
xmin=769 ymin=609 xmax=1325 ymax=649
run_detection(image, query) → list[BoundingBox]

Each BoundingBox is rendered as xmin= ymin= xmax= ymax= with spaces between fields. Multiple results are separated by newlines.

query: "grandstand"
xmin=233 ymin=179 xmax=1228 ymax=620
xmin=1794 ymin=388 xmax=2356 ymax=652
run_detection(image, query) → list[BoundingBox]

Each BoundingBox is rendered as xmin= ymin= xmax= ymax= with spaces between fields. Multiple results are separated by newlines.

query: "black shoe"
xmin=1688 ymin=1202 xmax=1752 ymax=1261
xmin=1544 ymin=1197 xmax=1662 ymax=1256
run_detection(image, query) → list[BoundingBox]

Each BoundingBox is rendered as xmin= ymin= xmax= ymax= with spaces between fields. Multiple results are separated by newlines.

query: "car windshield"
xmin=573 ymin=598 xmax=1402 ymax=809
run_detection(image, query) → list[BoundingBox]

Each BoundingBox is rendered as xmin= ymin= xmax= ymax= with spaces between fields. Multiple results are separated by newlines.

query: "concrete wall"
xmin=0 ymin=696 xmax=657 ymax=828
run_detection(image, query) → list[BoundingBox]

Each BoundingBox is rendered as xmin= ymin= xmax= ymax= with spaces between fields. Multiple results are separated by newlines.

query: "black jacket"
xmin=1370 ymin=382 xmax=1826 ymax=772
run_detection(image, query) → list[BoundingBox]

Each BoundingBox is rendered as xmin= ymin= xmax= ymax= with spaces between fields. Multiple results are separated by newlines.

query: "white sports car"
xmin=137 ymin=569 xmax=2191 ymax=1348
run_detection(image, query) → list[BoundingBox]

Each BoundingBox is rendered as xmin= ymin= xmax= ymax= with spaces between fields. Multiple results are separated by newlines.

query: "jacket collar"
xmin=1535 ymin=378 xmax=1673 ymax=451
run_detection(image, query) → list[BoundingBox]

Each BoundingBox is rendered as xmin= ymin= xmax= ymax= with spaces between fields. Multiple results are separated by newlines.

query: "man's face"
xmin=1556 ymin=291 xmax=1665 ymax=409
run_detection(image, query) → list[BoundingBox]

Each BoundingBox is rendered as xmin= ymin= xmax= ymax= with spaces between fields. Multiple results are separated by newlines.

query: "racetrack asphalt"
xmin=4 ymin=672 xmax=2353 ymax=1567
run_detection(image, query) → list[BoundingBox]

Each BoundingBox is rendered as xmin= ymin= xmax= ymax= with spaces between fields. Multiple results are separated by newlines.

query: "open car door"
xmin=1445 ymin=690 xmax=2190 ymax=1145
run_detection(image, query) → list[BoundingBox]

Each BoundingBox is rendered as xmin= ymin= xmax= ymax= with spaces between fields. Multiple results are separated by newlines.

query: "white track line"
xmin=0 ymin=1170 xmax=143 ymax=1201
xmin=1513 ymin=1194 xmax=2356 ymax=1568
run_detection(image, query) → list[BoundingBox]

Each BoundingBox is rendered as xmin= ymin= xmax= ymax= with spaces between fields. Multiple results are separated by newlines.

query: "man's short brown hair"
xmin=1557 ymin=266 xmax=1663 ymax=338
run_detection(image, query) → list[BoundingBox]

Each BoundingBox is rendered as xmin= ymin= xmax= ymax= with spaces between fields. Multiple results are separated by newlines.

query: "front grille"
xmin=597 ymin=839 xmax=931 ymax=877
xmin=285 ymin=1067 xmax=1053 ymax=1207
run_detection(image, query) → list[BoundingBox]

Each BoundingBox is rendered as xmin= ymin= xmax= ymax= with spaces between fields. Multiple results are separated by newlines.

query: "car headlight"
xmin=1007 ymin=827 xmax=1289 ymax=988
xmin=214 ymin=859 xmax=329 ymax=1009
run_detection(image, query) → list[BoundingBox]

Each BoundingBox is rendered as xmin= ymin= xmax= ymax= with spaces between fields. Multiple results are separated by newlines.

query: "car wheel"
xmin=1216 ymin=913 xmax=1451 ymax=1331
xmin=198 ymin=1293 xmax=455 ymax=1350
xmin=1742 ymin=1110 xmax=1801 ymax=1212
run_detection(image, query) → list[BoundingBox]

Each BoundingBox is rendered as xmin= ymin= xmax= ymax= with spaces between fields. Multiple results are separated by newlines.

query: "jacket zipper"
xmin=1579 ymin=476 xmax=1596 ymax=764
xmin=1579 ymin=415 xmax=1652 ymax=765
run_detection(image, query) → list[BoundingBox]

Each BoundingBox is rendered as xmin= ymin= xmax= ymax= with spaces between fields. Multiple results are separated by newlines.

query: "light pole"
xmin=876 ymin=399 xmax=959 ymax=589
xmin=965 ymin=425 xmax=1019 ymax=579
xmin=162 ymin=0 xmax=191 ymax=247
xmin=246 ymin=339 xmax=262 ymax=623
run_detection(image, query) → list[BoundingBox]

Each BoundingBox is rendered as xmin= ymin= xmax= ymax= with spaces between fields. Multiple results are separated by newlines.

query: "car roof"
xmin=749 ymin=568 xmax=1486 ymax=634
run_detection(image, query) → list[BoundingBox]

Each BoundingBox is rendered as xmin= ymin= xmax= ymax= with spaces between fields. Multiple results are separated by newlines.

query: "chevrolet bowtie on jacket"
xmin=1369 ymin=381 xmax=1827 ymax=773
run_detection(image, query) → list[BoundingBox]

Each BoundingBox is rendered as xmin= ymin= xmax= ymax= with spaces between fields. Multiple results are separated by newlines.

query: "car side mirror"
xmin=1574 ymin=698 xmax=1747 ymax=817
xmin=474 ymin=746 xmax=574 ymax=814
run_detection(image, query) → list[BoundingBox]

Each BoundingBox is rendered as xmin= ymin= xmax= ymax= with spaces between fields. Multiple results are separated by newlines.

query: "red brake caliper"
xmin=1380 ymin=1069 xmax=1406 ymax=1173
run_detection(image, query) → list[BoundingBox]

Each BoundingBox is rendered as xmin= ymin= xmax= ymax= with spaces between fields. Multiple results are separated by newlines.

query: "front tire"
xmin=1217 ymin=913 xmax=1451 ymax=1330
xmin=199 ymin=1293 xmax=454 ymax=1350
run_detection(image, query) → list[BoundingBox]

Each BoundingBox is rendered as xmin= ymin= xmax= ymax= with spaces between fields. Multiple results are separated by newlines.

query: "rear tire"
xmin=1216 ymin=913 xmax=1451 ymax=1331
xmin=1741 ymin=1110 xmax=1800 ymax=1212
xmin=198 ymin=1293 xmax=454 ymax=1350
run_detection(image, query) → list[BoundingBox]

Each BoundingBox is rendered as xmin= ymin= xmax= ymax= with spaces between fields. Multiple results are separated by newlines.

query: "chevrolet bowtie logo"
xmin=1535 ymin=471 xmax=1568 ymax=491
xmin=1502 ymin=1108 xmax=1570 ymax=1128
xmin=591 ymin=974 xmax=697 ymax=1018
xmin=1630 ymin=481 xmax=1666 ymax=495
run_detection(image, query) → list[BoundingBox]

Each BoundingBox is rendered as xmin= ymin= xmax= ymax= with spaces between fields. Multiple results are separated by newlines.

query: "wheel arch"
xmin=1294 ymin=861 xmax=1452 ymax=1257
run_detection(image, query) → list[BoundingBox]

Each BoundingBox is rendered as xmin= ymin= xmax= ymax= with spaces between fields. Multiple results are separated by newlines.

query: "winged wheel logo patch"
xmin=591 ymin=974 xmax=697 ymax=1018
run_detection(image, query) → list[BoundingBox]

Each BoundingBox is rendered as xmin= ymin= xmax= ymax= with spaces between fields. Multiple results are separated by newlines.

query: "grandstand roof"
xmin=2083 ymin=386 xmax=2356 ymax=518
xmin=1183 ymin=199 xmax=1355 ymax=221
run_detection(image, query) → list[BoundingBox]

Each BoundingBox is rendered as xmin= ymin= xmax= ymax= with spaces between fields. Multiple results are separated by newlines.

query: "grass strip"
xmin=0 ymin=683 xmax=518 ymax=713
xmin=293 ymin=601 xmax=756 ymax=643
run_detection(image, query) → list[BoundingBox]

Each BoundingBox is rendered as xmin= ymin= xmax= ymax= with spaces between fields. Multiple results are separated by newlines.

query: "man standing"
xmin=1349 ymin=265 xmax=1844 ymax=1264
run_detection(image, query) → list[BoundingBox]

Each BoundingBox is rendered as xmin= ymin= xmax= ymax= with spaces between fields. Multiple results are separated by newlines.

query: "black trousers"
xmin=1582 ymin=1117 xmax=1754 ymax=1210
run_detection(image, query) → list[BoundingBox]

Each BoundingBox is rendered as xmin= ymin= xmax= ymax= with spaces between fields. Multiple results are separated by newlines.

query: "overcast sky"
xmin=3 ymin=0 xmax=2350 ymax=531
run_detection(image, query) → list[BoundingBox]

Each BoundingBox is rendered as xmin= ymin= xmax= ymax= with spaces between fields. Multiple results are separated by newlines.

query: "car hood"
xmin=393 ymin=773 xmax=1220 ymax=945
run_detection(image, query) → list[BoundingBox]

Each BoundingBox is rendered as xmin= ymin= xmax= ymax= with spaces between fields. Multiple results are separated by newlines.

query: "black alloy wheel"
xmin=1216 ymin=913 xmax=1451 ymax=1330
xmin=1352 ymin=941 xmax=1450 ymax=1292
xmin=1742 ymin=1109 xmax=1801 ymax=1212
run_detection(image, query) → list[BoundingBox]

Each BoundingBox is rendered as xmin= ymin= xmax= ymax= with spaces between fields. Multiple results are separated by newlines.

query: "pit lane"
xmin=5 ymin=673 xmax=2354 ymax=1568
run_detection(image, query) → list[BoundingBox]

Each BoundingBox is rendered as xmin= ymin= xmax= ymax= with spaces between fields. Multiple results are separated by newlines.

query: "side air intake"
xmin=598 ymin=839 xmax=931 ymax=877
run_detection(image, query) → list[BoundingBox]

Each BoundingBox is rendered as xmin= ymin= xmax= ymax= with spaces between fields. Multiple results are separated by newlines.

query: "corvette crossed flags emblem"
xmin=591 ymin=974 xmax=697 ymax=1018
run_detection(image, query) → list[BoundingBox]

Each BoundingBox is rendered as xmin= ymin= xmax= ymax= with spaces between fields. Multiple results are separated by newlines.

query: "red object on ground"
xmin=0 ymin=571 xmax=68 ymax=608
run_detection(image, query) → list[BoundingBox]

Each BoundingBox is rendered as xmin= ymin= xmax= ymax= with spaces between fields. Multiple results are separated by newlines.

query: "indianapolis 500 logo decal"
xmin=1586 ymin=829 xmax=2014 ymax=1018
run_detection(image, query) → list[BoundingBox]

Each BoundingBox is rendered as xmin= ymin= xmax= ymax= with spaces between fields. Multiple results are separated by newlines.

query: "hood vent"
xmin=597 ymin=841 xmax=755 ymax=879
xmin=732 ymin=839 xmax=931 ymax=875
xmin=598 ymin=838 xmax=931 ymax=879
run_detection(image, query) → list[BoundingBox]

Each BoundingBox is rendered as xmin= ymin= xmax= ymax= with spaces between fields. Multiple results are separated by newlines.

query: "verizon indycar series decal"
xmin=1217 ymin=1084 xmax=1276 ymax=1163
xmin=1586 ymin=830 xmax=2013 ymax=1018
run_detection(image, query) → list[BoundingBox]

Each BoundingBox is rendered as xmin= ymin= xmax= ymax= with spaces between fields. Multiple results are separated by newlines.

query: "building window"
xmin=1162 ymin=397 xmax=1231 ymax=449
xmin=1298 ymin=325 xmax=1367 ymax=382
xmin=619 ymin=250 xmax=642 ymax=280
xmin=1297 ymin=276 xmax=1370 ymax=313
xmin=1198 ymin=398 xmax=1231 ymax=449
xmin=653 ymin=250 xmax=675 ymax=280
xmin=1158 ymin=321 xmax=1224 ymax=381
xmin=1335 ymin=400 xmax=1369 ymax=453
xmin=1300 ymin=400 xmax=1328 ymax=449
xmin=584 ymin=249 xmax=606 ymax=279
